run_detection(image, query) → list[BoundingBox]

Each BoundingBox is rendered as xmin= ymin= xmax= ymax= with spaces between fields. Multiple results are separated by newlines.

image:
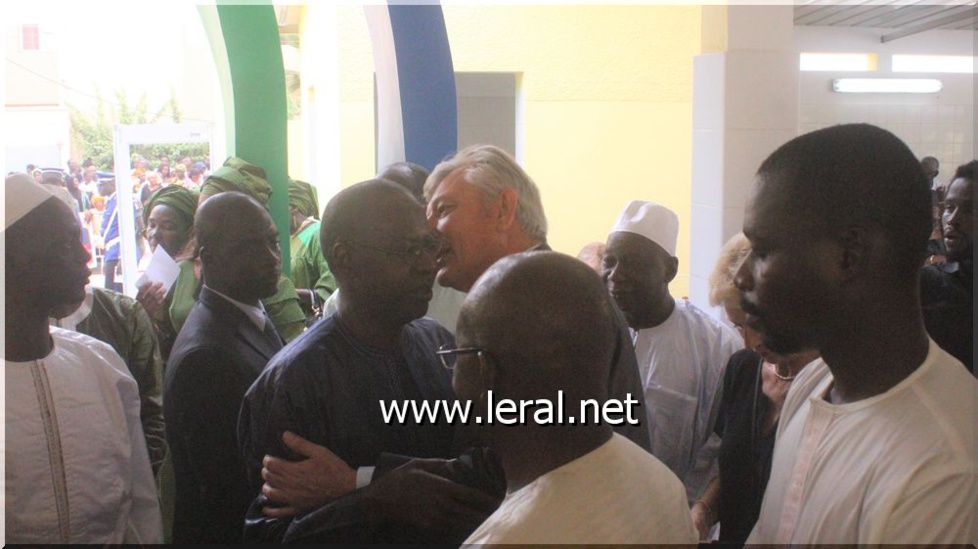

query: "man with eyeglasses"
xmin=454 ymin=251 xmax=696 ymax=544
xmin=319 ymin=161 xmax=468 ymax=333
xmin=239 ymin=179 xmax=503 ymax=543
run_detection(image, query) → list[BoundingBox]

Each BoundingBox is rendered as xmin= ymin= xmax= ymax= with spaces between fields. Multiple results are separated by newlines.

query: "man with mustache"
xmin=164 ymin=192 xmax=286 ymax=543
xmin=737 ymin=124 xmax=976 ymax=544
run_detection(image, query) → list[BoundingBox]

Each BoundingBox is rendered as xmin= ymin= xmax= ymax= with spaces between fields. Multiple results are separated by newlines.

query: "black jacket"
xmin=164 ymin=286 xmax=283 ymax=544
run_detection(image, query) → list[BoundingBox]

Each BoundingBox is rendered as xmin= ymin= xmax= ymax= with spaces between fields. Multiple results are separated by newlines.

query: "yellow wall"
xmin=445 ymin=5 xmax=702 ymax=296
xmin=336 ymin=7 xmax=378 ymax=187
xmin=329 ymin=5 xmax=703 ymax=296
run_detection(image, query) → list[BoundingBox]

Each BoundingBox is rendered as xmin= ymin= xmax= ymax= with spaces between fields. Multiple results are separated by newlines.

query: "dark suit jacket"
xmin=164 ymin=286 xmax=284 ymax=544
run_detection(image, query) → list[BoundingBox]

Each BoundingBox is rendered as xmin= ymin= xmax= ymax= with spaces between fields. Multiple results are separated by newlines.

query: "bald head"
xmin=195 ymin=191 xmax=280 ymax=303
xmin=320 ymin=178 xmax=420 ymax=267
xmin=195 ymin=192 xmax=263 ymax=249
xmin=378 ymin=161 xmax=430 ymax=204
xmin=756 ymin=123 xmax=931 ymax=279
xmin=458 ymin=251 xmax=615 ymax=400
xmin=320 ymin=178 xmax=437 ymax=324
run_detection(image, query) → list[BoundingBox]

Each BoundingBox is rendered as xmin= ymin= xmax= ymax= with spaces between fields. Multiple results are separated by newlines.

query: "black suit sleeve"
xmin=274 ymin=448 xmax=505 ymax=544
xmin=166 ymin=347 xmax=254 ymax=544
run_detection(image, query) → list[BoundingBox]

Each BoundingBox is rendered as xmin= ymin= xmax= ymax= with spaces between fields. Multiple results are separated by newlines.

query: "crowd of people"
xmin=15 ymin=155 xmax=213 ymax=293
xmin=4 ymin=123 xmax=976 ymax=545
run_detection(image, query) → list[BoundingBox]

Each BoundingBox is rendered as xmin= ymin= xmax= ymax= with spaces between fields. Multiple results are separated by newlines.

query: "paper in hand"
xmin=135 ymin=246 xmax=181 ymax=294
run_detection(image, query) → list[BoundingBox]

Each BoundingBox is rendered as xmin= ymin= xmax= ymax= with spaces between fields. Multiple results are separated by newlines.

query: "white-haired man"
xmin=425 ymin=144 xmax=652 ymax=451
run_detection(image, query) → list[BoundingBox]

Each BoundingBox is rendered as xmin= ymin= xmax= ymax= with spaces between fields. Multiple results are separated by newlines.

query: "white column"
xmin=689 ymin=6 xmax=798 ymax=313
xmin=301 ymin=4 xmax=343 ymax=203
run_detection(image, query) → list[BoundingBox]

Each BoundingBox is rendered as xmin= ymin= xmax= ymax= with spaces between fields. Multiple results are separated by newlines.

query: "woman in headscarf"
xmin=288 ymin=178 xmax=336 ymax=310
xmin=137 ymin=184 xmax=200 ymax=361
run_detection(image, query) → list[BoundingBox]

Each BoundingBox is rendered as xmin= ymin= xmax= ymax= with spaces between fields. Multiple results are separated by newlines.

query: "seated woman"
xmin=691 ymin=233 xmax=820 ymax=544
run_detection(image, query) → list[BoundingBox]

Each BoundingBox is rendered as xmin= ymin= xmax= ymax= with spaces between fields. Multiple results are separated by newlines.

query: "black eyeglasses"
xmin=348 ymin=238 xmax=442 ymax=260
xmin=436 ymin=343 xmax=486 ymax=370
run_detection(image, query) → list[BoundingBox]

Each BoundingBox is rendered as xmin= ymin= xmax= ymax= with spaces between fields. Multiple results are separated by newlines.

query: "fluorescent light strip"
xmin=832 ymin=78 xmax=942 ymax=94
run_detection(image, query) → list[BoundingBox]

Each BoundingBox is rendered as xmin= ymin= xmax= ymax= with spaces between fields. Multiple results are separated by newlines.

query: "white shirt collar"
xmin=205 ymin=285 xmax=267 ymax=330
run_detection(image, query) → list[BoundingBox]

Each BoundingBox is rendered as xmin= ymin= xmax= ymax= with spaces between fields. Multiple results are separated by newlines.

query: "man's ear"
xmin=836 ymin=225 xmax=873 ymax=282
xmin=494 ymin=188 xmax=519 ymax=232
xmin=329 ymin=241 xmax=352 ymax=276
xmin=665 ymin=256 xmax=679 ymax=284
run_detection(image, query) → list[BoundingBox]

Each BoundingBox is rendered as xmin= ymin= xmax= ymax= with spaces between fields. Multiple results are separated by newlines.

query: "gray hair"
xmin=424 ymin=144 xmax=548 ymax=241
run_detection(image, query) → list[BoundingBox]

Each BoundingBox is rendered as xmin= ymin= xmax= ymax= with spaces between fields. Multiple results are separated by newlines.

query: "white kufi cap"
xmin=610 ymin=200 xmax=679 ymax=256
xmin=5 ymin=173 xmax=56 ymax=231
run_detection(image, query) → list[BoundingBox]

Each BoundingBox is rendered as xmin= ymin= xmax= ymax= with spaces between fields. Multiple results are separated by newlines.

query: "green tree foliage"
xmin=69 ymin=87 xmax=207 ymax=172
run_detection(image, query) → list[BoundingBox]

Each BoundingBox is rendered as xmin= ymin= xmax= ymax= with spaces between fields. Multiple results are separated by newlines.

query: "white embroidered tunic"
xmin=5 ymin=327 xmax=163 ymax=544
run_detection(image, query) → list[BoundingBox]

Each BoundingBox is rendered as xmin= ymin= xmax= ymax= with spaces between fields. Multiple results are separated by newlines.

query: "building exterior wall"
xmin=448 ymin=6 xmax=702 ymax=298
xmin=4 ymin=108 xmax=71 ymax=173
xmin=5 ymin=23 xmax=69 ymax=173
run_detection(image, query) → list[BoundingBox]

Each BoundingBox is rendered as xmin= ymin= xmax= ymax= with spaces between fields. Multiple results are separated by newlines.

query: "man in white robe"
xmin=4 ymin=174 xmax=163 ymax=544
xmin=602 ymin=200 xmax=742 ymax=504
xmin=738 ymin=124 xmax=976 ymax=544
xmin=457 ymin=252 xmax=696 ymax=544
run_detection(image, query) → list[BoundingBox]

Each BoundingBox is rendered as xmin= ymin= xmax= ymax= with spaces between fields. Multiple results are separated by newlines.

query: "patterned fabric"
xmin=288 ymin=178 xmax=319 ymax=219
xmin=51 ymin=286 xmax=167 ymax=475
xmin=199 ymin=156 xmax=272 ymax=205
xmin=289 ymin=220 xmax=336 ymax=302
xmin=142 ymin=185 xmax=199 ymax=227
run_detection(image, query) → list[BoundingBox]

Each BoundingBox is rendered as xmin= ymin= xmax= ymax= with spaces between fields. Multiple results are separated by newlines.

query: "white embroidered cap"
xmin=610 ymin=200 xmax=679 ymax=256
xmin=5 ymin=173 xmax=57 ymax=230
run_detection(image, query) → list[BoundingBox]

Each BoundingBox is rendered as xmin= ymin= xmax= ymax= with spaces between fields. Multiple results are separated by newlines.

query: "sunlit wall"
xmin=307 ymin=5 xmax=703 ymax=297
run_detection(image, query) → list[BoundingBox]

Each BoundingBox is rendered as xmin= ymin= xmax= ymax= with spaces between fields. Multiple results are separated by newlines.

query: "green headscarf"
xmin=143 ymin=185 xmax=200 ymax=226
xmin=199 ymin=156 xmax=273 ymax=205
xmin=288 ymin=178 xmax=320 ymax=220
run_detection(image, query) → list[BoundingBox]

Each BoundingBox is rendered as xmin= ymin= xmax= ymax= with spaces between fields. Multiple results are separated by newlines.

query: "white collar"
xmin=205 ymin=285 xmax=267 ymax=330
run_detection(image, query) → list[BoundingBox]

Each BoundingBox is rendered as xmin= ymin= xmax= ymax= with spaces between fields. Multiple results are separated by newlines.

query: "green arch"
xmin=199 ymin=3 xmax=291 ymax=272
